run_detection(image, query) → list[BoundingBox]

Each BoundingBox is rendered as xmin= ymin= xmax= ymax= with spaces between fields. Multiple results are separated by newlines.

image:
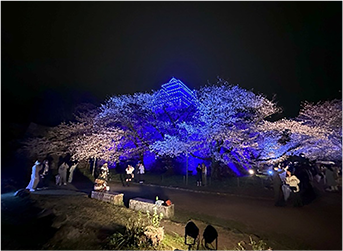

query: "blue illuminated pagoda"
xmin=153 ymin=77 xmax=197 ymax=111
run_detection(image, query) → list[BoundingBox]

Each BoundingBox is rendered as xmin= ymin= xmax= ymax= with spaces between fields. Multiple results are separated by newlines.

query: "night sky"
xmin=2 ymin=1 xmax=342 ymax=130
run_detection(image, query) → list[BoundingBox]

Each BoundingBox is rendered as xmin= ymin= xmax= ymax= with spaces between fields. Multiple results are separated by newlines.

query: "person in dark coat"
xmin=40 ymin=159 xmax=51 ymax=188
xmin=272 ymin=166 xmax=286 ymax=206
xmin=295 ymin=155 xmax=316 ymax=205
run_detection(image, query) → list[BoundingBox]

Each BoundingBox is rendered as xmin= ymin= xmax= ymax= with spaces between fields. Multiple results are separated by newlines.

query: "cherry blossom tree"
xmin=97 ymin=92 xmax=160 ymax=160
xmin=150 ymin=79 xmax=282 ymax=175
xmin=71 ymin=126 xmax=124 ymax=162
xmin=97 ymin=91 xmax=197 ymax=163
xmin=21 ymin=121 xmax=89 ymax=160
xmin=21 ymin=103 xmax=124 ymax=163
xmin=255 ymin=119 xmax=328 ymax=164
xmin=295 ymin=99 xmax=342 ymax=161
xmin=297 ymin=99 xmax=342 ymax=129
xmin=255 ymin=99 xmax=342 ymax=164
xmin=21 ymin=82 xmax=341 ymax=178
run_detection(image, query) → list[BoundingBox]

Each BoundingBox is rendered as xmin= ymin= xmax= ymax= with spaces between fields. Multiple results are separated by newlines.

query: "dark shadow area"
xmin=1 ymin=194 xmax=57 ymax=249
xmin=97 ymin=224 xmax=126 ymax=243
xmin=115 ymin=184 xmax=170 ymax=208
xmin=1 ymin=154 xmax=33 ymax=194
xmin=70 ymin=168 xmax=94 ymax=194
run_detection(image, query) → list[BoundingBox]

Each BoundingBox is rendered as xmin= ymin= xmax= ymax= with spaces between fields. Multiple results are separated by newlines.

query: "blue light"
xmin=113 ymin=77 xmax=258 ymax=177
xmin=227 ymin=162 xmax=242 ymax=176
xmin=143 ymin=151 xmax=156 ymax=171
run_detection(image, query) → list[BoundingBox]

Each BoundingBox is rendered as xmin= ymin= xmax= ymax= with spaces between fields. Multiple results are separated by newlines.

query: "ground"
xmin=1 ymin=168 xmax=342 ymax=250
xmin=1 ymin=187 xmax=253 ymax=250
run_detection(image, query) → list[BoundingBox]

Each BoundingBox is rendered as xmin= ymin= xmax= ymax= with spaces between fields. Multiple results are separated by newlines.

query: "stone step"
xmin=129 ymin=197 xmax=174 ymax=219
xmin=91 ymin=191 xmax=124 ymax=206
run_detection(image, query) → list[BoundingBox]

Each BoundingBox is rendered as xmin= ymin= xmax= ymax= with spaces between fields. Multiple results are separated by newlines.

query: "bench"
xmin=129 ymin=197 xmax=174 ymax=219
xmin=91 ymin=191 xmax=124 ymax=206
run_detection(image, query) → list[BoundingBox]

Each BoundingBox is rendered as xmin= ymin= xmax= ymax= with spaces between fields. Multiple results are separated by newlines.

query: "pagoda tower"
xmin=153 ymin=77 xmax=197 ymax=110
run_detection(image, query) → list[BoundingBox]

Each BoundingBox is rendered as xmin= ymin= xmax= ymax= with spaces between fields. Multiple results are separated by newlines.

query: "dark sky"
xmin=2 ymin=1 xmax=342 ymax=128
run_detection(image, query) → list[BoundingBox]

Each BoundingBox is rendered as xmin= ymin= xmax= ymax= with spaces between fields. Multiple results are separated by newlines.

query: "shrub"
xmin=106 ymin=207 xmax=164 ymax=250
xmin=235 ymin=236 xmax=272 ymax=250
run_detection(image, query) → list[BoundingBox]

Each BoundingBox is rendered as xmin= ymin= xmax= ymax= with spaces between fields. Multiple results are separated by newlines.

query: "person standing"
xmin=285 ymin=170 xmax=302 ymax=207
xmin=272 ymin=166 xmax=286 ymax=206
xmin=99 ymin=163 xmax=109 ymax=181
xmin=196 ymin=164 xmax=202 ymax=186
xmin=138 ymin=162 xmax=145 ymax=183
xmin=58 ymin=161 xmax=69 ymax=185
xmin=134 ymin=162 xmax=139 ymax=183
xmin=26 ymin=160 xmax=43 ymax=192
xmin=40 ymin=159 xmax=51 ymax=188
xmin=325 ymin=164 xmax=339 ymax=192
xmin=201 ymin=163 xmax=207 ymax=186
xmin=285 ymin=170 xmax=300 ymax=192
xmin=94 ymin=162 xmax=110 ymax=191
xmin=68 ymin=162 xmax=78 ymax=183
xmin=125 ymin=164 xmax=135 ymax=186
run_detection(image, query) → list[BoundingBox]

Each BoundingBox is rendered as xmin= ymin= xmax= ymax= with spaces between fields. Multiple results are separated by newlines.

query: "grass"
xmin=2 ymin=180 xmax=312 ymax=250
xmin=107 ymin=171 xmax=311 ymax=250
xmin=3 ymin=167 xmax=318 ymax=250
xmin=173 ymin=208 xmax=310 ymax=250
xmin=2 ymin=192 xmax=192 ymax=250
xmin=173 ymin=207 xmax=248 ymax=235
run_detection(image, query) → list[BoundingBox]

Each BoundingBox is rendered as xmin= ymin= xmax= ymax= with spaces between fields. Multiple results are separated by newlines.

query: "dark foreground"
xmin=2 ymin=172 xmax=342 ymax=250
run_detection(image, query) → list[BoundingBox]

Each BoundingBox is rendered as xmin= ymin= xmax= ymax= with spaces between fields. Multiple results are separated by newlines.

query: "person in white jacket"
xmin=68 ymin=162 xmax=78 ymax=183
xmin=285 ymin=170 xmax=303 ymax=207
xmin=285 ymin=170 xmax=300 ymax=193
xmin=26 ymin=160 xmax=43 ymax=192
xmin=58 ymin=162 xmax=69 ymax=185
xmin=138 ymin=162 xmax=145 ymax=183
xmin=125 ymin=164 xmax=135 ymax=186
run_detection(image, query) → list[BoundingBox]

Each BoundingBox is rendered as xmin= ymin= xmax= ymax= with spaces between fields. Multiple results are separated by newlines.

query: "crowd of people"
xmin=25 ymin=153 xmax=339 ymax=204
xmin=272 ymin=154 xmax=340 ymax=207
xmin=124 ymin=161 xmax=145 ymax=186
xmin=25 ymin=158 xmax=78 ymax=192
xmin=24 ymin=156 xmax=148 ymax=192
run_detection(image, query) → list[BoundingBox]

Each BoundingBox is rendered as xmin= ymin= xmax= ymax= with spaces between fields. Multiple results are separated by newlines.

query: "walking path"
xmin=15 ymin=180 xmax=342 ymax=250
xmin=106 ymin=181 xmax=342 ymax=250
